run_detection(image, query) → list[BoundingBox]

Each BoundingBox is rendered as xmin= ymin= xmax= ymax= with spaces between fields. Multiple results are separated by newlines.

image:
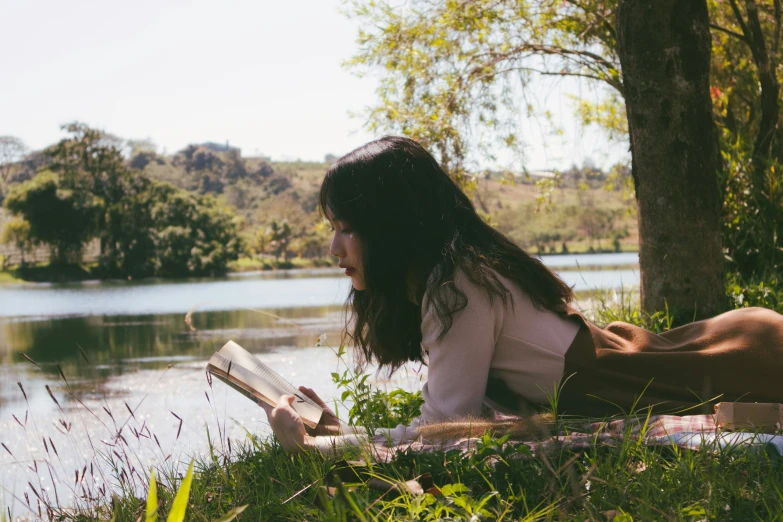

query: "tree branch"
xmin=563 ymin=0 xmax=617 ymax=41
xmin=709 ymin=23 xmax=748 ymax=42
xmin=744 ymin=0 xmax=771 ymax=71
xmin=468 ymin=42 xmax=619 ymax=75
xmin=470 ymin=62 xmax=622 ymax=94
xmin=773 ymin=0 xmax=782 ymax=68
xmin=729 ymin=0 xmax=751 ymax=39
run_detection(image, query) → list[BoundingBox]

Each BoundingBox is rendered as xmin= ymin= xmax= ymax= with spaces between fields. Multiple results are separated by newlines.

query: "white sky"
xmin=1 ymin=0 xmax=628 ymax=170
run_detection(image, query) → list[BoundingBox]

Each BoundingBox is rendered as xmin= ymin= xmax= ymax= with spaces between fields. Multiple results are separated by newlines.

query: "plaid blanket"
xmin=369 ymin=415 xmax=783 ymax=463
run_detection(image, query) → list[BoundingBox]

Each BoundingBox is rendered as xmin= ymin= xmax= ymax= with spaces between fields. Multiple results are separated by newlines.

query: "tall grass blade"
xmin=145 ymin=468 xmax=158 ymax=522
xmin=166 ymin=461 xmax=194 ymax=522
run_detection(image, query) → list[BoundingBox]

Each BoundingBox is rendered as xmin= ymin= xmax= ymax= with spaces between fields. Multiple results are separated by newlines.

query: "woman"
xmin=260 ymin=136 xmax=783 ymax=453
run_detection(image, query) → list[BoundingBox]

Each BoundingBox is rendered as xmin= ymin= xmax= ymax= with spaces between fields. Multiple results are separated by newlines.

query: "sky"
xmin=1 ymin=0 xmax=628 ymax=171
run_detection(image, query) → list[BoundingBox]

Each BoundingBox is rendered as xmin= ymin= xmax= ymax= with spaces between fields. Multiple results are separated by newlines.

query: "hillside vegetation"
xmin=132 ymin=143 xmax=638 ymax=258
xmin=0 ymin=128 xmax=637 ymax=280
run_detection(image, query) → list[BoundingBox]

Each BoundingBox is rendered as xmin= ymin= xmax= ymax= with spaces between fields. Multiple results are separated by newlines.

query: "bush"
xmin=330 ymin=344 xmax=424 ymax=433
xmin=726 ymin=273 xmax=783 ymax=313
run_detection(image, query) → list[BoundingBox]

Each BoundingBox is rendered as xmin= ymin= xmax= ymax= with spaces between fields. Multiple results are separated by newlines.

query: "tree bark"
xmin=616 ymin=0 xmax=725 ymax=319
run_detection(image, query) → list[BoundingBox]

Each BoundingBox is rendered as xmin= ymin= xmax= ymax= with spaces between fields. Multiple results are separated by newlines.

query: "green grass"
xmin=37 ymin=280 xmax=783 ymax=521
xmin=0 ymin=262 xmax=95 ymax=284
xmin=63 ymin=413 xmax=783 ymax=521
xmin=0 ymin=269 xmax=23 ymax=284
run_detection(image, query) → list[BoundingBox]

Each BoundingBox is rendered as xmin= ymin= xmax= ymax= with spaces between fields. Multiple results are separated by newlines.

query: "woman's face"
xmin=328 ymin=216 xmax=366 ymax=291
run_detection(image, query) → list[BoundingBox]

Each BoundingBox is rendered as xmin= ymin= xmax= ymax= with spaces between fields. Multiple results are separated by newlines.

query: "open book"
xmin=207 ymin=340 xmax=324 ymax=429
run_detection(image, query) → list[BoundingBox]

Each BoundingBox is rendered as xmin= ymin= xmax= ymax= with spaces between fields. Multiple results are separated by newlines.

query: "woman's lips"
xmin=344 ymin=268 xmax=356 ymax=276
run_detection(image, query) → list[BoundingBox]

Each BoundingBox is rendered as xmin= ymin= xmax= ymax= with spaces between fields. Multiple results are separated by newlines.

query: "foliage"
xmin=149 ymin=183 xmax=243 ymax=277
xmin=4 ymin=170 xmax=100 ymax=264
xmin=265 ymin=219 xmax=293 ymax=261
xmin=101 ymin=179 xmax=243 ymax=278
xmin=492 ymin=183 xmax=635 ymax=254
xmin=709 ymin=0 xmax=783 ymax=280
xmin=169 ymin=144 xmax=271 ymax=196
xmin=164 ymin=461 xmax=193 ymax=522
xmin=346 ymin=0 xmax=620 ymax=179
xmin=0 ymin=135 xmax=27 ymax=191
xmin=572 ymin=91 xmax=629 ymax=141
xmin=348 ymin=0 xmax=783 ymax=282
xmin=2 ymin=123 xmax=243 ymax=278
xmin=142 ymin=147 xmax=332 ymax=261
xmin=709 ymin=0 xmax=782 ymax=163
xmin=726 ymin=273 xmax=783 ymax=313
xmin=589 ymin=274 xmax=783 ymax=330
xmin=119 ymin=462 xmax=246 ymax=522
xmin=145 ymin=469 xmax=158 ymax=522
xmin=331 ymin=344 xmax=424 ymax=434
xmin=719 ymin=128 xmax=783 ymax=278
xmin=588 ymin=287 xmax=677 ymax=333
xmin=0 ymin=216 xmax=35 ymax=264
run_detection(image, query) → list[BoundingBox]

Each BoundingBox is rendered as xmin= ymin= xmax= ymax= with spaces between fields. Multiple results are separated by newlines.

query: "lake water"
xmin=0 ymin=253 xmax=638 ymax=515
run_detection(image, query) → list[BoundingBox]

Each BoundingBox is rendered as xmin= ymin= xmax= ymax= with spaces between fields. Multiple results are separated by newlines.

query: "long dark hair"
xmin=319 ymin=136 xmax=574 ymax=372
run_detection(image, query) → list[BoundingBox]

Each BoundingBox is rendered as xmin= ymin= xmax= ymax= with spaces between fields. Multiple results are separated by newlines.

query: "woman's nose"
xmin=329 ymin=234 xmax=343 ymax=258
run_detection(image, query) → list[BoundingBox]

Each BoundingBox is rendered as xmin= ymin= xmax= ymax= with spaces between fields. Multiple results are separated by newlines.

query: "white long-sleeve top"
xmin=377 ymin=268 xmax=580 ymax=445
xmin=419 ymin=267 xmax=580 ymax=420
xmin=315 ymin=267 xmax=581 ymax=450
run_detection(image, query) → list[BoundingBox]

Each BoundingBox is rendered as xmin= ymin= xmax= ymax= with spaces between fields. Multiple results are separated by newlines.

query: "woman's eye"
xmin=342 ymin=228 xmax=353 ymax=234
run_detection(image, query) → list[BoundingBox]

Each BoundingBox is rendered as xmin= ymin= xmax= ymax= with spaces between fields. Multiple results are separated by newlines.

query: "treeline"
xmin=0 ymin=124 xmax=339 ymax=279
xmin=1 ymin=124 xmax=641 ymax=281
xmin=1 ymin=124 xmax=243 ymax=278
xmin=126 ymin=140 xmax=332 ymax=263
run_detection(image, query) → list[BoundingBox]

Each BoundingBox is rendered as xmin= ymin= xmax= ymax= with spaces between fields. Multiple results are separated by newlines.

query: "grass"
xmin=0 ymin=269 xmax=23 ymax=284
xmin=227 ymin=256 xmax=336 ymax=273
xmin=7 ymin=282 xmax=783 ymax=521
xmin=0 ymin=262 xmax=95 ymax=284
xmin=0 ymin=255 xmax=338 ymax=284
xmin=57 ymin=404 xmax=783 ymax=521
xmin=532 ymin=240 xmax=638 ymax=256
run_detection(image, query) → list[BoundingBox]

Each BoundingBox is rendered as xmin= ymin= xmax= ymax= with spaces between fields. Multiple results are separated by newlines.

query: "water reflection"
xmin=0 ymin=305 xmax=345 ymax=386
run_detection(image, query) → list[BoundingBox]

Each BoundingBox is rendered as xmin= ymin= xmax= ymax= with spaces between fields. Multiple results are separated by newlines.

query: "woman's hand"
xmin=258 ymin=395 xmax=312 ymax=453
xmin=298 ymin=386 xmax=342 ymax=436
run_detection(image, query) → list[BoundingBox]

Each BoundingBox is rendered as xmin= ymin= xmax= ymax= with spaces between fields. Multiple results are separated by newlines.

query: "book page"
xmin=207 ymin=340 xmax=324 ymax=428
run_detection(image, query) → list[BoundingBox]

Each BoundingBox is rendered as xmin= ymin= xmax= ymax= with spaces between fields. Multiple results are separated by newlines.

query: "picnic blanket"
xmin=368 ymin=415 xmax=783 ymax=463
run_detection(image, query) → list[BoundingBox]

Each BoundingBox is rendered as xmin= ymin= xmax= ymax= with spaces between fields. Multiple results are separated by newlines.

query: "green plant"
xmin=330 ymin=344 xmax=424 ymax=433
xmin=588 ymin=286 xmax=676 ymax=333
xmin=726 ymin=273 xmax=783 ymax=313
xmin=139 ymin=463 xmax=246 ymax=522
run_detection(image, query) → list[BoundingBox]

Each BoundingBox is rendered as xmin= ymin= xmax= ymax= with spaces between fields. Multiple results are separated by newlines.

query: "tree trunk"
xmin=616 ymin=0 xmax=725 ymax=319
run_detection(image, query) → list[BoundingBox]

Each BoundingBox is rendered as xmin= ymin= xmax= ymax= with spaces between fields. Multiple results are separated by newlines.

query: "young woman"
xmin=259 ymin=136 xmax=783 ymax=453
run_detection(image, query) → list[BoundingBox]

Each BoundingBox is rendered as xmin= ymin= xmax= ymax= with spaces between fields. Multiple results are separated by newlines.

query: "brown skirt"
xmin=557 ymin=307 xmax=783 ymax=417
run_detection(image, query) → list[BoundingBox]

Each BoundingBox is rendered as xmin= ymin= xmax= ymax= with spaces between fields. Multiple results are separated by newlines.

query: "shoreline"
xmin=0 ymin=252 xmax=640 ymax=287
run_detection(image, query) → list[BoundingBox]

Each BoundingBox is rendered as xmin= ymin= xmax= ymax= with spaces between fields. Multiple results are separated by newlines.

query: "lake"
xmin=0 ymin=253 xmax=638 ymax=514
